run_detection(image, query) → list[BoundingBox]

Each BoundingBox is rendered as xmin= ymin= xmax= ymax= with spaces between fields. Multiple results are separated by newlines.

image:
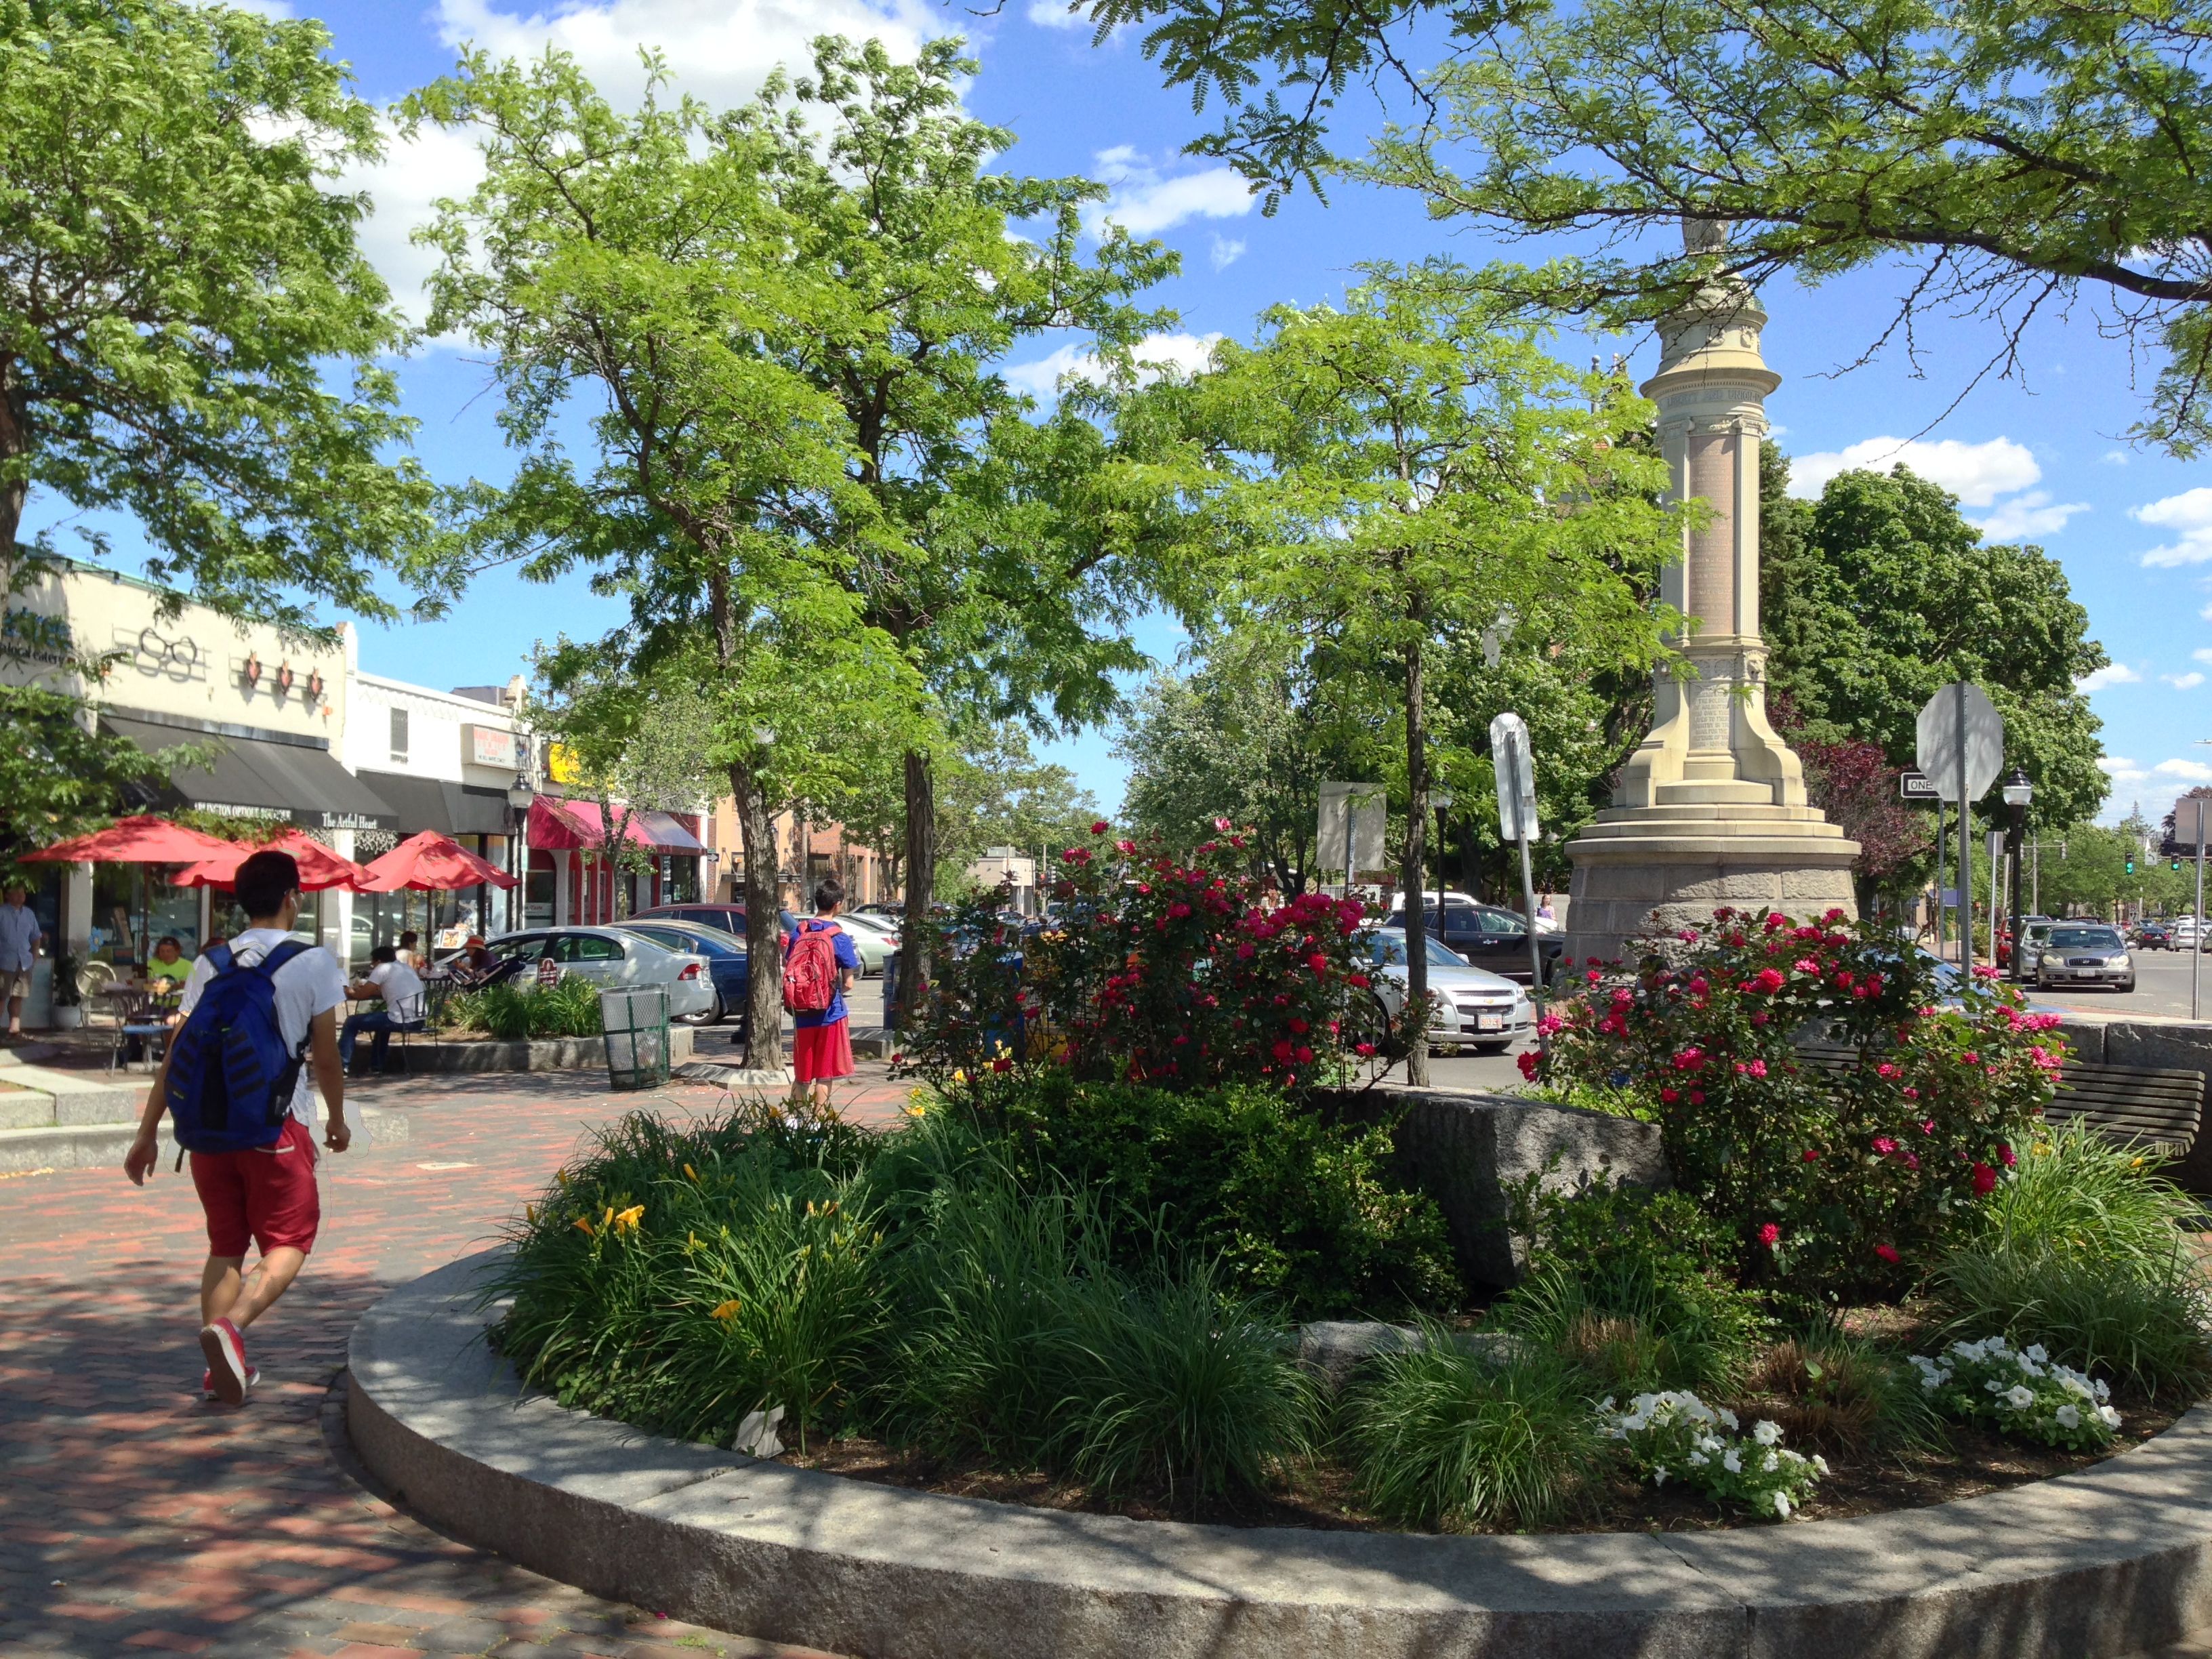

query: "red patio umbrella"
xmin=22 ymin=815 xmax=237 ymax=865
xmin=356 ymin=830 xmax=518 ymax=893
xmin=169 ymin=827 xmax=371 ymax=893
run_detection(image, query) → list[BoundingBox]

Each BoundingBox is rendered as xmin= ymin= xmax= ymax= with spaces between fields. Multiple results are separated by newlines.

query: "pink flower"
xmin=1794 ymin=958 xmax=1820 ymax=974
xmin=1759 ymin=1223 xmax=1781 ymax=1249
xmin=1115 ymin=838 xmax=1136 ymax=854
xmin=1961 ymin=1050 xmax=1981 ymax=1066
xmin=1536 ymin=1012 xmax=1565 ymax=1036
xmin=1671 ymin=1046 xmax=1706 ymax=1071
xmin=1971 ymin=1162 xmax=1998 ymax=1196
xmin=1307 ymin=954 xmax=1329 ymax=975
xmin=1801 ymin=1148 xmax=1820 ymax=1163
xmin=1347 ymin=972 xmax=1370 ymax=989
xmin=1750 ymin=968 xmax=1786 ymax=994
xmin=1877 ymin=1063 xmax=1900 ymax=1080
xmin=1660 ymin=1086 xmax=1681 ymax=1103
xmin=1296 ymin=1045 xmax=1313 ymax=1065
xmin=1874 ymin=1243 xmax=1902 ymax=1265
xmin=1517 ymin=1050 xmax=1541 ymax=1080
xmin=1998 ymin=1143 xmax=2018 ymax=1168
xmin=1872 ymin=1135 xmax=1898 ymax=1155
xmin=1090 ymin=819 xmax=1109 ymax=836
xmin=1764 ymin=914 xmax=1788 ymax=932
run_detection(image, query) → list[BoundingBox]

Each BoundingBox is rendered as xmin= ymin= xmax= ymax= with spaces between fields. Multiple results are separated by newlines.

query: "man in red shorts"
xmin=122 ymin=851 xmax=350 ymax=1405
xmin=787 ymin=878 xmax=861 ymax=1108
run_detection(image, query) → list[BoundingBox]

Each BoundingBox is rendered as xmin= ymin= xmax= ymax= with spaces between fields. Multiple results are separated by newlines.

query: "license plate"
xmin=1477 ymin=1013 xmax=1503 ymax=1031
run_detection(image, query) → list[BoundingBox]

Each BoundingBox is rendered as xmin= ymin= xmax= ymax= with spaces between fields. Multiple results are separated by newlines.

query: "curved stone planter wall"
xmin=350 ymin=1252 xmax=2212 ymax=1659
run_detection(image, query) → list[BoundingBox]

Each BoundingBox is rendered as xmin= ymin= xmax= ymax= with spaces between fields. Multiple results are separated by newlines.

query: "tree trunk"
xmin=729 ymin=757 xmax=784 ymax=1071
xmin=1402 ymin=630 xmax=1431 ymax=1088
xmin=0 ymin=382 xmax=26 ymax=558
xmin=895 ymin=748 xmax=935 ymax=1030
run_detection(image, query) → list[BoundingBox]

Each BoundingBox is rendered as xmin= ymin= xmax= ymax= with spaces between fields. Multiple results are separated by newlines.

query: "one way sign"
xmin=1898 ymin=769 xmax=1939 ymax=802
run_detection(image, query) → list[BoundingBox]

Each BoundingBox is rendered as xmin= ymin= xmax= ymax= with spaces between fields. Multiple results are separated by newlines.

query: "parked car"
xmin=632 ymin=902 xmax=799 ymax=946
xmin=1379 ymin=897 xmax=1566 ymax=985
xmin=616 ymin=920 xmax=752 ymax=1027
xmin=1362 ymin=928 xmax=1533 ymax=1054
xmin=480 ymin=926 xmax=716 ymax=1022
xmin=817 ymin=909 xmax=898 ymax=977
xmin=2030 ymin=923 xmax=2135 ymax=992
xmin=2010 ymin=919 xmax=2059 ymax=979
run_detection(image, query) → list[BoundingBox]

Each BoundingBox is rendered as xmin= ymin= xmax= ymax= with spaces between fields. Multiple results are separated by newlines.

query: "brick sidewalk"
xmin=0 ymin=1066 xmax=897 ymax=1659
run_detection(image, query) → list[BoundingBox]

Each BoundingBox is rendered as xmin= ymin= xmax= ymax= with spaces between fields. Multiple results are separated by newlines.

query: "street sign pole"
xmin=1934 ymin=799 xmax=1946 ymax=954
xmin=1490 ymin=713 xmax=1546 ymax=1052
xmin=2195 ymin=835 xmax=2204 ymax=1022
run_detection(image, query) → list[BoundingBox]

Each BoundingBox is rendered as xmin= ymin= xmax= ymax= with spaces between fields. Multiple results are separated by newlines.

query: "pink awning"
xmin=529 ymin=796 xmax=703 ymax=854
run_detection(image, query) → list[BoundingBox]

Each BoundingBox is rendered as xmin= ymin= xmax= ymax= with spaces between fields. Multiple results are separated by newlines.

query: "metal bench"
xmin=1795 ymin=1040 xmax=2205 ymax=1155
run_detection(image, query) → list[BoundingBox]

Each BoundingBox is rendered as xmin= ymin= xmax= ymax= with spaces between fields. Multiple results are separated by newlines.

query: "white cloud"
xmin=2103 ymin=449 xmax=2131 ymax=466
xmin=1976 ymin=489 xmax=2089 ymax=541
xmin=2076 ymin=663 xmax=2143 ymax=692
xmin=2167 ymin=672 xmax=2207 ymax=691
xmin=1786 ymin=435 xmax=2041 ymax=507
xmin=1004 ymin=329 xmax=1223 ymax=397
xmin=2156 ymin=758 xmax=2212 ymax=782
xmin=2101 ymin=756 xmax=2150 ymax=798
xmin=1084 ymin=146 xmax=1255 ymax=237
xmin=1209 ymin=234 xmax=1246 ymax=272
xmin=1025 ymin=0 xmax=1092 ymax=26
xmin=2135 ymin=487 xmax=2212 ymax=567
xmin=2193 ymin=649 xmax=2212 ymax=665
xmin=335 ymin=123 xmax=487 ymax=331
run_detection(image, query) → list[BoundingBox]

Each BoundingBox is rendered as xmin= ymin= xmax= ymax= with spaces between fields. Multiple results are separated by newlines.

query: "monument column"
xmin=1562 ymin=232 xmax=1859 ymax=962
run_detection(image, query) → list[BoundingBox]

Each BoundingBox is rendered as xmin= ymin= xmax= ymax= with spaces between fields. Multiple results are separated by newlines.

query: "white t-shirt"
xmin=179 ymin=928 xmax=348 ymax=1123
xmin=369 ymin=958 xmax=426 ymax=1023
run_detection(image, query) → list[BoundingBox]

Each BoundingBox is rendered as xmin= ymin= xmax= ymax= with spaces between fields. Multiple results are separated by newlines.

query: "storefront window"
xmin=90 ymin=864 xmax=204 ymax=966
xmin=665 ymin=856 xmax=701 ymax=903
xmin=525 ymin=850 xmax=556 ymax=929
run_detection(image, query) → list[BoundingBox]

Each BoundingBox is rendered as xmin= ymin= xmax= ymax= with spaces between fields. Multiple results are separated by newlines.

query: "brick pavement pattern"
xmin=0 ymin=1062 xmax=912 ymax=1659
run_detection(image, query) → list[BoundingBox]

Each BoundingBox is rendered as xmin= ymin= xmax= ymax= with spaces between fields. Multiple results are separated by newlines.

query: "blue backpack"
xmin=165 ymin=941 xmax=312 ymax=1153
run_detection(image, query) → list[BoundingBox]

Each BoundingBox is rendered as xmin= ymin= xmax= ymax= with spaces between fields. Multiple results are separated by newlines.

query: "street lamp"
xmin=2001 ymin=768 xmax=2032 ymax=967
xmin=506 ymin=766 xmax=535 ymax=933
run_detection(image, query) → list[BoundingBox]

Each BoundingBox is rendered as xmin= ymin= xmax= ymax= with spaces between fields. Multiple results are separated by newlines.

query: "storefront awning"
xmin=530 ymin=796 xmax=706 ymax=854
xmin=355 ymin=770 xmax=515 ymax=838
xmin=104 ymin=713 xmax=398 ymax=832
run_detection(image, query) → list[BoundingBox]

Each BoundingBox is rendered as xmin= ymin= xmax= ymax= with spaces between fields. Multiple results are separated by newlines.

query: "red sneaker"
xmin=199 ymin=1319 xmax=249 ymax=1406
xmin=201 ymin=1366 xmax=260 ymax=1400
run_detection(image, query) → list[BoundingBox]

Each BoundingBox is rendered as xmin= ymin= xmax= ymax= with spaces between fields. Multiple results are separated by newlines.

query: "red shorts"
xmin=792 ymin=1019 xmax=855 ymax=1083
xmin=190 ymin=1115 xmax=321 ymax=1258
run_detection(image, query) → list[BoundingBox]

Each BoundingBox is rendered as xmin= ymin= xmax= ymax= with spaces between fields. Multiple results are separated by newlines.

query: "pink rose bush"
xmin=1526 ymin=907 xmax=2061 ymax=1296
xmin=899 ymin=823 xmax=1389 ymax=1092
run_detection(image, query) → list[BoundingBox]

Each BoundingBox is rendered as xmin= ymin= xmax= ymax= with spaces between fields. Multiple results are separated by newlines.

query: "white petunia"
xmin=2055 ymin=1404 xmax=2081 ymax=1429
xmin=2100 ymin=1405 xmax=2123 ymax=1427
xmin=1772 ymin=1489 xmax=1792 ymax=1519
xmin=2005 ymin=1385 xmax=2036 ymax=1410
xmin=1722 ymin=1447 xmax=1743 ymax=1474
xmin=2025 ymin=1343 xmax=2048 ymax=1364
xmin=1753 ymin=1420 xmax=1782 ymax=1446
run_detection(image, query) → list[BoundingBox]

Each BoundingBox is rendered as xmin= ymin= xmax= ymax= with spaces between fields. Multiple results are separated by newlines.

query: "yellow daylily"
xmin=710 ymin=1299 xmax=742 ymax=1322
xmin=683 ymin=1163 xmax=699 ymax=1184
xmin=573 ymin=1216 xmax=594 ymax=1237
xmin=613 ymin=1204 xmax=645 ymax=1233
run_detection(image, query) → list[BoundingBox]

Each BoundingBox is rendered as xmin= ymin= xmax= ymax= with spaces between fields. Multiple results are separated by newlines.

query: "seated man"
xmin=340 ymin=943 xmax=426 ymax=1075
xmin=145 ymin=935 xmax=192 ymax=993
xmin=447 ymin=935 xmax=497 ymax=986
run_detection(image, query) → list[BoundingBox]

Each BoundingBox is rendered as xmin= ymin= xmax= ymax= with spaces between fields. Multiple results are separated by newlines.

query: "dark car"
xmin=2137 ymin=921 xmax=2176 ymax=951
xmin=617 ymin=919 xmax=751 ymax=1028
xmin=1380 ymin=897 xmax=1566 ymax=985
xmin=633 ymin=902 xmax=800 ymax=945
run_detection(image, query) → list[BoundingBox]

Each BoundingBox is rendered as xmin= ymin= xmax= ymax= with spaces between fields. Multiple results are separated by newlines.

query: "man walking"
xmin=785 ymin=878 xmax=860 ymax=1109
xmin=0 ymin=882 xmax=44 ymax=1041
xmin=123 ymin=851 xmax=349 ymax=1405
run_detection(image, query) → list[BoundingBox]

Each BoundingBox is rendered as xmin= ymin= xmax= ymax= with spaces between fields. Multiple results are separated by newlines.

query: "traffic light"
xmin=2127 ymin=856 xmax=2137 ymax=874
xmin=2173 ymin=858 xmax=2184 ymax=872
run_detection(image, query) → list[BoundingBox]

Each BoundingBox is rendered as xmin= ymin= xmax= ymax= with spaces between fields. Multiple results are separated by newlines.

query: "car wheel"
xmin=675 ymin=991 xmax=723 ymax=1027
xmin=2121 ymin=977 xmax=2137 ymax=994
xmin=1473 ymin=1041 xmax=1511 ymax=1055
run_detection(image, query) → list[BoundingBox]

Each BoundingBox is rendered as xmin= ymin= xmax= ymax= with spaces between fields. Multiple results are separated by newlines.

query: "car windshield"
xmin=1368 ymin=933 xmax=1471 ymax=967
xmin=2049 ymin=928 xmax=2123 ymax=950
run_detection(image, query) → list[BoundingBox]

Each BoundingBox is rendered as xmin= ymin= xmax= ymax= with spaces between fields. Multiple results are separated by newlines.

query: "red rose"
xmin=1308 ymin=954 xmax=1329 ymax=974
xmin=1874 ymin=1243 xmax=1902 ymax=1265
xmin=1516 ymin=1050 xmax=1541 ymax=1080
xmin=1759 ymin=1223 xmax=1781 ymax=1248
xmin=1971 ymin=1162 xmax=1997 ymax=1196
xmin=1801 ymin=1148 xmax=1820 ymax=1162
xmin=1090 ymin=819 xmax=1109 ymax=836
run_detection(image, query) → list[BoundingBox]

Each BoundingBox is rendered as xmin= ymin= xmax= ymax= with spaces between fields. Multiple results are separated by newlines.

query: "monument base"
xmin=1563 ymin=804 xmax=1860 ymax=968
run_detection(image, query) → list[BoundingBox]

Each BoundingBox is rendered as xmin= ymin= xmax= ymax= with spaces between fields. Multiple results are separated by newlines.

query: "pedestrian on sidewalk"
xmin=785 ymin=878 xmax=859 ymax=1109
xmin=0 ymin=882 xmax=45 ymax=1041
xmin=122 ymin=851 xmax=350 ymax=1406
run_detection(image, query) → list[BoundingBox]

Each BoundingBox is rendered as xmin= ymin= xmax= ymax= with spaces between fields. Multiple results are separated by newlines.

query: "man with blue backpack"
xmin=122 ymin=851 xmax=350 ymax=1406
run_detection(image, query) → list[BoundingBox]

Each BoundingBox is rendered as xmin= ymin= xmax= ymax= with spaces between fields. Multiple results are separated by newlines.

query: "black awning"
xmin=103 ymin=714 xmax=398 ymax=832
xmin=355 ymin=771 xmax=515 ymax=838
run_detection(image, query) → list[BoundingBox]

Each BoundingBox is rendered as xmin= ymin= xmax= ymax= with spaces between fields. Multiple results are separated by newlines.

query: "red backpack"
xmin=783 ymin=924 xmax=840 ymax=1015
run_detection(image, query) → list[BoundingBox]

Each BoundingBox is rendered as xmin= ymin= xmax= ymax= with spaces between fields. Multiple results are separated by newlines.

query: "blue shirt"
xmin=787 ymin=918 xmax=860 ymax=1028
xmin=0 ymin=903 xmax=41 ymax=972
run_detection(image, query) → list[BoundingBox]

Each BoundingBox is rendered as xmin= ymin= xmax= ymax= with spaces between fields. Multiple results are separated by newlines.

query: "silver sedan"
xmin=1363 ymin=928 xmax=1534 ymax=1053
xmin=482 ymin=926 xmax=717 ymax=1021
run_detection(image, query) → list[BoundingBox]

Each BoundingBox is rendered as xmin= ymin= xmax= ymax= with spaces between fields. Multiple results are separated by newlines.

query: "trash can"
xmin=598 ymin=984 xmax=672 ymax=1090
xmin=883 ymin=950 xmax=901 ymax=1027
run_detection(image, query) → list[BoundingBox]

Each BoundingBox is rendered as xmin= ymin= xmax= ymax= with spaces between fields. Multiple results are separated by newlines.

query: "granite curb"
xmin=350 ymin=1250 xmax=2212 ymax=1659
xmin=0 ymin=1102 xmax=411 ymax=1172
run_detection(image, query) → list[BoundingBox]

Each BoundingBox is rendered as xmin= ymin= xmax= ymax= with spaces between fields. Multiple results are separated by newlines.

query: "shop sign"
xmin=468 ymin=724 xmax=518 ymax=769
xmin=295 ymin=807 xmax=396 ymax=832
xmin=0 ymin=607 xmax=76 ymax=668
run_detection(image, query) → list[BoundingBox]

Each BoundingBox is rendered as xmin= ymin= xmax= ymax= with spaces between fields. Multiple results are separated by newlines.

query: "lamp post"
xmin=2001 ymin=769 xmax=2032 ymax=976
xmin=506 ymin=766 xmax=535 ymax=933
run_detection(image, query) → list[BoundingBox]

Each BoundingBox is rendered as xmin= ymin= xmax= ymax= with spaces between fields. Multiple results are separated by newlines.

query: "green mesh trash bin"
xmin=598 ymin=985 xmax=671 ymax=1090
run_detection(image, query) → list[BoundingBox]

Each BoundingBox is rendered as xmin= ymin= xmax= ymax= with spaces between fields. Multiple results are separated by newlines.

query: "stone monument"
xmin=1563 ymin=224 xmax=1858 ymax=962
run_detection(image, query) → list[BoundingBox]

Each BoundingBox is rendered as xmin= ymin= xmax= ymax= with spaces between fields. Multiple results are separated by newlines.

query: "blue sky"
xmin=27 ymin=0 xmax=2212 ymax=821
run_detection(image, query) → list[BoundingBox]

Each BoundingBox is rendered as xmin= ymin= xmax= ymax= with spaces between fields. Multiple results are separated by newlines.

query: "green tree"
xmin=1140 ymin=264 xmax=1680 ymax=1080
xmin=1 ymin=0 xmax=435 ymax=623
xmin=405 ymin=49 xmax=928 ymax=1064
xmin=1758 ymin=447 xmax=2109 ymax=832
xmin=1088 ymin=0 xmax=2212 ymax=453
xmin=739 ymin=38 xmax=1180 ymax=1021
xmin=0 ymin=684 xmax=182 ymax=874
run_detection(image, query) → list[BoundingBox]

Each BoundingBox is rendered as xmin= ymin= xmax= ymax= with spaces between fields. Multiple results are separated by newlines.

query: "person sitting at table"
xmin=397 ymin=930 xmax=422 ymax=971
xmin=447 ymin=935 xmax=497 ymax=986
xmin=340 ymin=943 xmax=426 ymax=1076
xmin=146 ymin=936 xmax=191 ymax=991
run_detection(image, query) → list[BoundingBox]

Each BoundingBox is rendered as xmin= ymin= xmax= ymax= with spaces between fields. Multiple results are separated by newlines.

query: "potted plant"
xmin=48 ymin=951 xmax=83 ymax=1029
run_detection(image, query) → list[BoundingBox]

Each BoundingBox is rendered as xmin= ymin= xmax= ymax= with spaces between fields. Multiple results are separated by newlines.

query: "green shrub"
xmin=1349 ymin=1328 xmax=1612 ymax=1531
xmin=1976 ymin=1121 xmax=2199 ymax=1269
xmin=1933 ymin=1242 xmax=2211 ymax=1399
xmin=1497 ymin=1179 xmax=1764 ymax=1393
xmin=1740 ymin=1334 xmax=1944 ymax=1456
xmin=489 ymin=1112 xmax=885 ymax=1450
xmin=983 ymin=1071 xmax=1460 ymax=1319
xmin=468 ymin=975 xmax=605 ymax=1040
